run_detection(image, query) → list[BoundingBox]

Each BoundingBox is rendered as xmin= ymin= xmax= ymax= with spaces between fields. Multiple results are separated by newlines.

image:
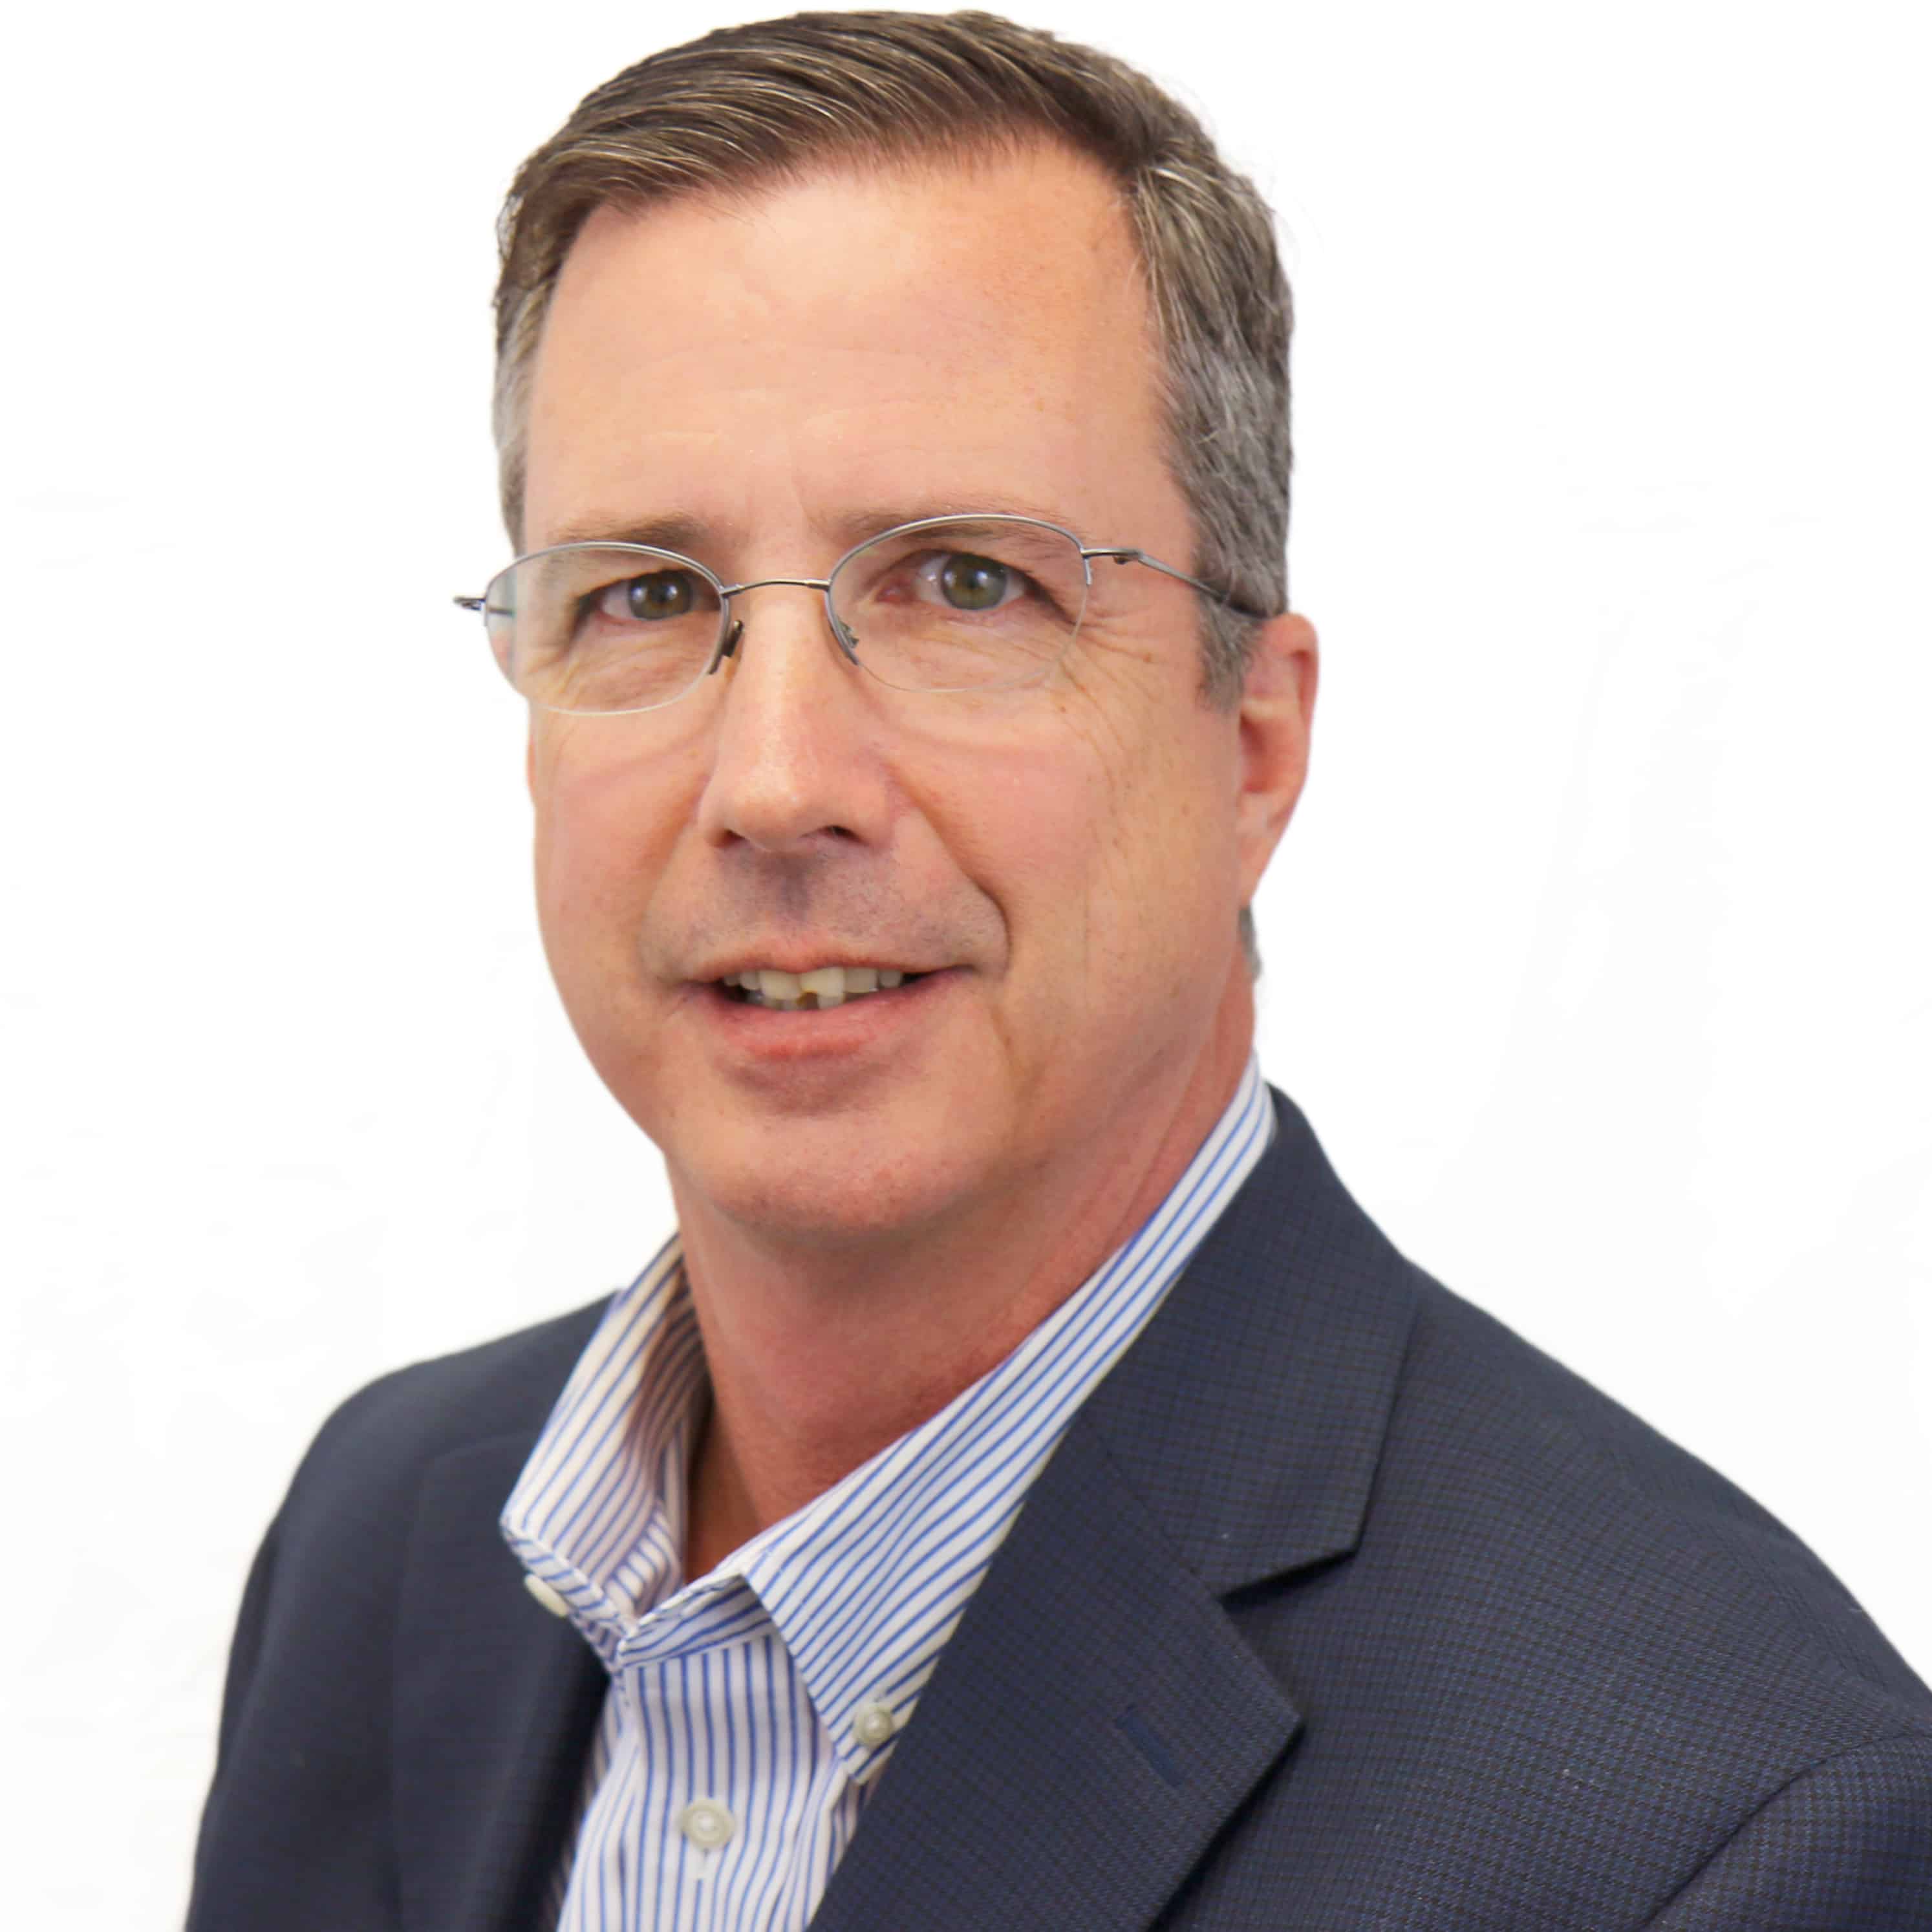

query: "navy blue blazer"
xmin=188 ymin=1092 xmax=1932 ymax=1929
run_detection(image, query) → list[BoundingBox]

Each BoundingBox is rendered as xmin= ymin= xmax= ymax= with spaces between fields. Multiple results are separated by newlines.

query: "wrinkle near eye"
xmin=1048 ymin=611 xmax=1170 ymax=710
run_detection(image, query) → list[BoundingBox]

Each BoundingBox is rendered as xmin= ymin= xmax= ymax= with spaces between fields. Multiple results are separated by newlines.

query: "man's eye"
xmin=595 ymin=571 xmax=704 ymax=622
xmin=916 ymin=551 xmax=1027 ymax=612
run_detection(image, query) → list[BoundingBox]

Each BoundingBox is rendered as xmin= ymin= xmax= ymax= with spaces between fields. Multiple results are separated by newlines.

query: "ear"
xmin=1233 ymin=611 xmax=1318 ymax=903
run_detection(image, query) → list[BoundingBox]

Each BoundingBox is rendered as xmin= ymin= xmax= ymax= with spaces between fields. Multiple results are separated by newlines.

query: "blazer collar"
xmin=1086 ymin=1086 xmax=1421 ymax=1593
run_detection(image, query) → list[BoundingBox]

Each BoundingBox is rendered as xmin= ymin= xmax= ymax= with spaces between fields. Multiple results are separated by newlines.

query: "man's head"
xmin=492 ymin=11 xmax=1316 ymax=1257
xmin=495 ymin=8 xmax=1291 ymax=711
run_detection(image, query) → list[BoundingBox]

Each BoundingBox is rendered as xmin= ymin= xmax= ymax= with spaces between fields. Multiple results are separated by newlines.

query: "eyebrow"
xmin=534 ymin=495 xmax=1085 ymax=561
xmin=828 ymin=497 xmax=1081 ymax=543
xmin=539 ymin=512 xmax=711 ymax=553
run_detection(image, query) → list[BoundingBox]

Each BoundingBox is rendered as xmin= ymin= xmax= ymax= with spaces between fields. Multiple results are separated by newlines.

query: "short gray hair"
xmin=492 ymin=9 xmax=1291 ymax=971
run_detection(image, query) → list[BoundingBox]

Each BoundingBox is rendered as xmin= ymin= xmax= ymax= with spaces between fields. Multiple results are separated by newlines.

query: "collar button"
xmin=522 ymin=1574 xmax=572 ymax=1618
xmin=853 ymin=1699 xmax=898 ymax=1748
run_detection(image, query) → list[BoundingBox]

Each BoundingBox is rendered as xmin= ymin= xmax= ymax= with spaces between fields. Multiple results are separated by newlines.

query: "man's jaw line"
xmin=661 ymin=971 xmax=1255 ymax=1535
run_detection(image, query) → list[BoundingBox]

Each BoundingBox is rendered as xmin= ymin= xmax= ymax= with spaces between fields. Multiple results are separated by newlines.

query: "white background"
xmin=7 ymin=1 xmax=1929 ymax=1922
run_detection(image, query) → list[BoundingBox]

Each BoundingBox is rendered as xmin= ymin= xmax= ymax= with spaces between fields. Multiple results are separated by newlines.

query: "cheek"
xmin=1068 ymin=725 xmax=1240 ymax=1018
xmin=905 ymin=723 xmax=1111 ymax=971
xmin=1058 ymin=671 xmax=1229 ymax=881
xmin=531 ymin=728 xmax=687 ymax=996
xmin=908 ymin=704 xmax=1216 ymax=1009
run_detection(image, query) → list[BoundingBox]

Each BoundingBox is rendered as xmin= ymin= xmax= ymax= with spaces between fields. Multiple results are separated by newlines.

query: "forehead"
xmin=522 ymin=144 xmax=1181 ymax=555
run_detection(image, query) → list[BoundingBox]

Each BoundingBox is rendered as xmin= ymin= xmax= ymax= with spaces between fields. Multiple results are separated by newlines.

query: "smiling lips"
xmin=719 ymin=965 xmax=919 ymax=1011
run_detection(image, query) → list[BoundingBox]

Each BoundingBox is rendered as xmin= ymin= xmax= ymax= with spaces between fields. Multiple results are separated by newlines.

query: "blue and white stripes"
xmin=502 ymin=1057 xmax=1274 ymax=1931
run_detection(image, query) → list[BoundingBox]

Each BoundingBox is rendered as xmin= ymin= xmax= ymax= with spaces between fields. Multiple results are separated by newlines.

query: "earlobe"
xmin=1234 ymin=612 xmax=1318 ymax=891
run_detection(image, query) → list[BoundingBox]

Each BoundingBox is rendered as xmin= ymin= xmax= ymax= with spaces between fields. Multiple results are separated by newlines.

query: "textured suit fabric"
xmin=186 ymin=1091 xmax=1932 ymax=1930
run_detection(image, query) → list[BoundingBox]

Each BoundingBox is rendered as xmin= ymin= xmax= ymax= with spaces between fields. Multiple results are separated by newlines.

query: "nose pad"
xmin=707 ymin=618 xmax=744 ymax=674
xmin=830 ymin=611 xmax=861 ymax=663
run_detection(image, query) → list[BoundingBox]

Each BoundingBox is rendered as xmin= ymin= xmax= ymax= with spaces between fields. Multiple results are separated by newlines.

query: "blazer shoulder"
xmin=283 ymin=1296 xmax=612 ymax=1524
xmin=1642 ymin=1728 xmax=1932 ymax=1929
xmin=189 ymin=1298 xmax=612 ymax=1928
xmin=1201 ymin=1233 xmax=1932 ymax=1927
xmin=1386 ymin=1264 xmax=1932 ymax=1743
xmin=211 ymin=1295 xmax=611 ymax=1732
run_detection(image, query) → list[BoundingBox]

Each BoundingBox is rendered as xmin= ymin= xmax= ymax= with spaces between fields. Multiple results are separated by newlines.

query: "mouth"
xmin=713 ymin=965 xmax=928 ymax=1011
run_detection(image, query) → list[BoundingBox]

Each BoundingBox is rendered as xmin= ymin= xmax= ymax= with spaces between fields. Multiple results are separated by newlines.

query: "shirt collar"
xmin=503 ymin=1056 xmax=1275 ymax=1770
xmin=499 ymin=1244 xmax=705 ymax=1669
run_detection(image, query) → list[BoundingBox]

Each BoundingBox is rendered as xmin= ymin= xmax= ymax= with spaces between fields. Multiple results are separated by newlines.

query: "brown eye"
xmin=617 ymin=571 xmax=702 ymax=620
xmin=937 ymin=553 xmax=1013 ymax=611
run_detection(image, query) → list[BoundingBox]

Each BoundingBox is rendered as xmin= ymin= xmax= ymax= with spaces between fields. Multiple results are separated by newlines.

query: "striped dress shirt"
xmin=500 ymin=1057 xmax=1274 ymax=1932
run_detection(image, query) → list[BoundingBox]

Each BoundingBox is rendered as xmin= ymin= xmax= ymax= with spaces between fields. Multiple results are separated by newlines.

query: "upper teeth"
xmin=726 ymin=965 xmax=908 ymax=1009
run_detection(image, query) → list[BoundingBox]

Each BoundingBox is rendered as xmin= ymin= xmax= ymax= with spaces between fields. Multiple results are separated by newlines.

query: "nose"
xmin=692 ymin=582 xmax=890 ymax=853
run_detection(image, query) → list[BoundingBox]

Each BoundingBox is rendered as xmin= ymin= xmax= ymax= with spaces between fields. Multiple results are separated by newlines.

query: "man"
xmin=188 ymin=10 xmax=1932 ymax=1929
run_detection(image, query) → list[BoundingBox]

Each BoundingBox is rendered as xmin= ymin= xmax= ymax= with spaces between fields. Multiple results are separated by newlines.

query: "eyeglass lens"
xmin=484 ymin=516 xmax=1091 ymax=713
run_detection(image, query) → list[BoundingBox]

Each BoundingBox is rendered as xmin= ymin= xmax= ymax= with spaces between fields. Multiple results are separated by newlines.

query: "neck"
xmin=675 ymin=966 xmax=1255 ymax=1578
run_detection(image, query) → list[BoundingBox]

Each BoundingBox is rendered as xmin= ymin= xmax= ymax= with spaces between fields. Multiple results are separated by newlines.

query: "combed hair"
xmin=492 ymin=8 xmax=1292 ymax=969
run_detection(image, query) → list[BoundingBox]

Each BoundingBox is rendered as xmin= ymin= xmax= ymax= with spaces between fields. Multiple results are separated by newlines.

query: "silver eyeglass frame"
xmin=454 ymin=511 xmax=1274 ymax=713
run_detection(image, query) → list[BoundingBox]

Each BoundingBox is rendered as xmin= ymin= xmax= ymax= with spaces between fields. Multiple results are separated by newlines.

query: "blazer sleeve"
xmin=208 ymin=1510 xmax=280 ymax=1777
xmin=1645 ymin=1731 xmax=1932 ymax=1929
xmin=183 ymin=1369 xmax=419 ymax=1932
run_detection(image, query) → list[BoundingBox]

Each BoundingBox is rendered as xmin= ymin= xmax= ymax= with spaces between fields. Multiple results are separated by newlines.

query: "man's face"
xmin=522 ymin=145 xmax=1309 ymax=1251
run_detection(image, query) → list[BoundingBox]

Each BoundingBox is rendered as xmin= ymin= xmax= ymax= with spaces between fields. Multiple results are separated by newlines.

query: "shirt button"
xmin=522 ymin=1574 xmax=571 ymax=1618
xmin=853 ymin=1699 xmax=898 ymax=1748
xmin=679 ymin=1798 xmax=736 ymax=1851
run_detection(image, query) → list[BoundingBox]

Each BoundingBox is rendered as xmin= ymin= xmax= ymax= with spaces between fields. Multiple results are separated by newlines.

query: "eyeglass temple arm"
xmin=1084 ymin=548 xmax=1276 ymax=623
xmin=453 ymin=595 xmax=486 ymax=612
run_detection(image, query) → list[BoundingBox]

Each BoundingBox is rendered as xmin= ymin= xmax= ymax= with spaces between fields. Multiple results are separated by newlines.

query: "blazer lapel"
xmin=392 ymin=1430 xmax=608 ymax=1932
xmin=809 ymin=1089 xmax=1419 ymax=1932
xmin=1084 ymin=1088 xmax=1421 ymax=1598
xmin=807 ymin=1419 xmax=1302 ymax=1932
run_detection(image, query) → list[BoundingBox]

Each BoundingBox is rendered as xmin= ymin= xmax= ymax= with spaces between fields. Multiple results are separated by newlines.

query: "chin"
xmin=673 ymin=1121 xmax=998 ymax=1252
